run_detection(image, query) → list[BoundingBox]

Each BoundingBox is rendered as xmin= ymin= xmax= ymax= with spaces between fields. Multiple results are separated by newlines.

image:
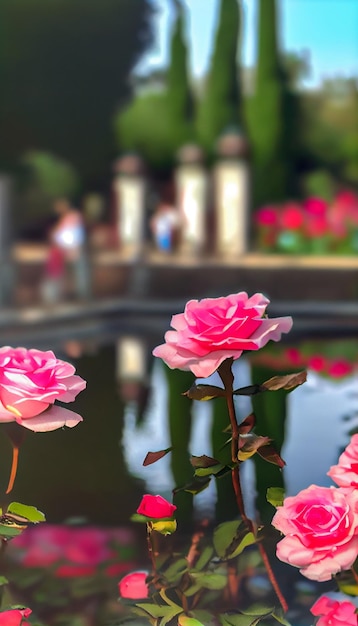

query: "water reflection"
xmin=122 ymin=342 xmax=358 ymax=524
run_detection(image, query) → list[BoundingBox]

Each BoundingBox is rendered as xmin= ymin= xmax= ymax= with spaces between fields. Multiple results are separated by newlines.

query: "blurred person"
xmin=40 ymin=236 xmax=65 ymax=305
xmin=150 ymin=200 xmax=180 ymax=253
xmin=52 ymin=198 xmax=91 ymax=300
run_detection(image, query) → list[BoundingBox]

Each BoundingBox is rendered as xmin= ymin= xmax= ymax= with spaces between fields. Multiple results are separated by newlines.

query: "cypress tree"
xmin=249 ymin=0 xmax=296 ymax=208
xmin=197 ymin=0 xmax=242 ymax=154
xmin=167 ymin=0 xmax=195 ymax=152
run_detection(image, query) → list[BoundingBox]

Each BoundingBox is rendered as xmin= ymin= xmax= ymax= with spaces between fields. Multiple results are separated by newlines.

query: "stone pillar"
xmin=112 ymin=155 xmax=146 ymax=260
xmin=213 ymin=130 xmax=250 ymax=257
xmin=0 ymin=176 xmax=14 ymax=305
xmin=175 ymin=144 xmax=208 ymax=256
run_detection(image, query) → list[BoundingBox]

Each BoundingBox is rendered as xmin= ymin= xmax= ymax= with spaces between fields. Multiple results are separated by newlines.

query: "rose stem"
xmin=218 ymin=358 xmax=288 ymax=613
xmin=5 ymin=445 xmax=19 ymax=494
xmin=351 ymin=566 xmax=358 ymax=586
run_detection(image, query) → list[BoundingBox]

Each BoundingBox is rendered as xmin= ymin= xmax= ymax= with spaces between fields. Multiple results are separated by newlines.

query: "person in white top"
xmin=52 ymin=198 xmax=91 ymax=300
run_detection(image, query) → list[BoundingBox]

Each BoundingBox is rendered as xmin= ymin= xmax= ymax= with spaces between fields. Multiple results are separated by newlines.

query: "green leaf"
xmin=0 ymin=576 xmax=8 ymax=586
xmin=178 ymin=616 xmax=206 ymax=626
xmin=220 ymin=613 xmax=262 ymax=626
xmin=183 ymin=582 xmax=202 ymax=597
xmin=213 ymin=521 xmax=255 ymax=560
xmin=143 ymin=447 xmax=173 ymax=466
xmin=266 ymin=487 xmax=285 ymax=508
xmin=130 ymin=513 xmax=150 ymax=523
xmin=194 ymin=546 xmax=214 ymax=571
xmin=191 ymin=572 xmax=227 ymax=590
xmin=195 ymin=464 xmax=224 ymax=477
xmin=7 ymin=502 xmax=45 ymax=523
xmin=241 ymin=604 xmax=274 ymax=616
xmin=191 ymin=610 xmax=217 ymax=626
xmin=163 ymin=558 xmax=188 ymax=582
xmin=227 ymin=531 xmax=256 ymax=559
xmin=191 ymin=455 xmax=221 ymax=468
xmin=174 ymin=476 xmax=211 ymax=496
xmin=271 ymin=611 xmax=292 ymax=625
xmin=183 ymin=384 xmax=225 ymax=401
xmin=135 ymin=603 xmax=180 ymax=619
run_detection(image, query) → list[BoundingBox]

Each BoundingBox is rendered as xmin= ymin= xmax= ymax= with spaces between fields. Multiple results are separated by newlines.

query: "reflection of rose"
xmin=118 ymin=571 xmax=149 ymax=600
xmin=311 ymin=595 xmax=357 ymax=626
xmin=328 ymin=434 xmax=358 ymax=488
xmin=272 ymin=485 xmax=358 ymax=581
xmin=137 ymin=494 xmax=176 ymax=519
xmin=0 ymin=347 xmax=85 ymax=431
xmin=0 ymin=608 xmax=32 ymax=626
xmin=8 ymin=524 xmax=136 ymax=578
xmin=153 ymin=292 xmax=292 ymax=378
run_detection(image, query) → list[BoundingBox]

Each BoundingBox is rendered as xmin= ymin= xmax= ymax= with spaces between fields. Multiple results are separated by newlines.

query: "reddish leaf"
xmin=143 ymin=447 xmax=173 ymax=466
xmin=261 ymin=371 xmax=307 ymax=391
xmin=238 ymin=413 xmax=256 ymax=434
xmin=191 ymin=455 xmax=221 ymax=468
xmin=257 ymin=444 xmax=286 ymax=468
xmin=233 ymin=384 xmax=263 ymax=396
xmin=238 ymin=433 xmax=271 ymax=461
xmin=183 ymin=384 xmax=225 ymax=401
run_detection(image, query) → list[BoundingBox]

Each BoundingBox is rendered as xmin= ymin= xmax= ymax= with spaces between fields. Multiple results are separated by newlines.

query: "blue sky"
xmin=137 ymin=0 xmax=358 ymax=87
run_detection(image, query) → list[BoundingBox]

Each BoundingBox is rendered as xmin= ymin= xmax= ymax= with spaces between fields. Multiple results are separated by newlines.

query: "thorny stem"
xmin=147 ymin=525 xmax=158 ymax=578
xmin=218 ymin=358 xmax=288 ymax=614
xmin=6 ymin=445 xmax=19 ymax=495
xmin=351 ymin=565 xmax=358 ymax=586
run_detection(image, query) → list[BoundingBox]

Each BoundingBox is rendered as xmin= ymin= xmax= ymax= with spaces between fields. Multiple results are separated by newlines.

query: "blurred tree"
xmin=0 ymin=0 xmax=154 ymax=188
xmin=248 ymin=0 xmax=300 ymax=208
xmin=196 ymin=0 xmax=243 ymax=154
xmin=300 ymin=77 xmax=358 ymax=187
xmin=114 ymin=89 xmax=174 ymax=174
xmin=167 ymin=0 xmax=195 ymax=152
xmin=15 ymin=151 xmax=80 ymax=237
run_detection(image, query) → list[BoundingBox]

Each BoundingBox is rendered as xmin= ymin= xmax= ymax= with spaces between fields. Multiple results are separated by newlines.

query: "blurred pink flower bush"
xmin=7 ymin=524 xmax=136 ymax=578
xmin=311 ymin=595 xmax=357 ymax=626
xmin=0 ymin=347 xmax=85 ymax=431
xmin=254 ymin=190 xmax=358 ymax=254
xmin=153 ymin=292 xmax=292 ymax=377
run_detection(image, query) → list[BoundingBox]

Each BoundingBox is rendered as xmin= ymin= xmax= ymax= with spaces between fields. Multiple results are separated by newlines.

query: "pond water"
xmin=2 ymin=333 xmax=358 ymax=625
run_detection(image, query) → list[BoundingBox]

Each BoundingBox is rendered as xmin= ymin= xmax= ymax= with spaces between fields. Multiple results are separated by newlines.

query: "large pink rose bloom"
xmin=153 ymin=292 xmax=293 ymax=377
xmin=327 ymin=434 xmax=358 ymax=488
xmin=311 ymin=595 xmax=357 ymax=626
xmin=0 ymin=347 xmax=85 ymax=432
xmin=272 ymin=485 xmax=358 ymax=581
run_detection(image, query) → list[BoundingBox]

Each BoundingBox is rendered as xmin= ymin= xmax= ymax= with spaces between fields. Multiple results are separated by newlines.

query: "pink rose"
xmin=153 ymin=292 xmax=293 ymax=377
xmin=118 ymin=571 xmax=149 ymax=600
xmin=0 ymin=608 xmax=32 ymax=626
xmin=311 ymin=595 xmax=357 ymax=626
xmin=137 ymin=494 xmax=177 ymax=519
xmin=280 ymin=203 xmax=304 ymax=230
xmin=272 ymin=485 xmax=358 ymax=581
xmin=327 ymin=434 xmax=358 ymax=488
xmin=0 ymin=347 xmax=86 ymax=431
